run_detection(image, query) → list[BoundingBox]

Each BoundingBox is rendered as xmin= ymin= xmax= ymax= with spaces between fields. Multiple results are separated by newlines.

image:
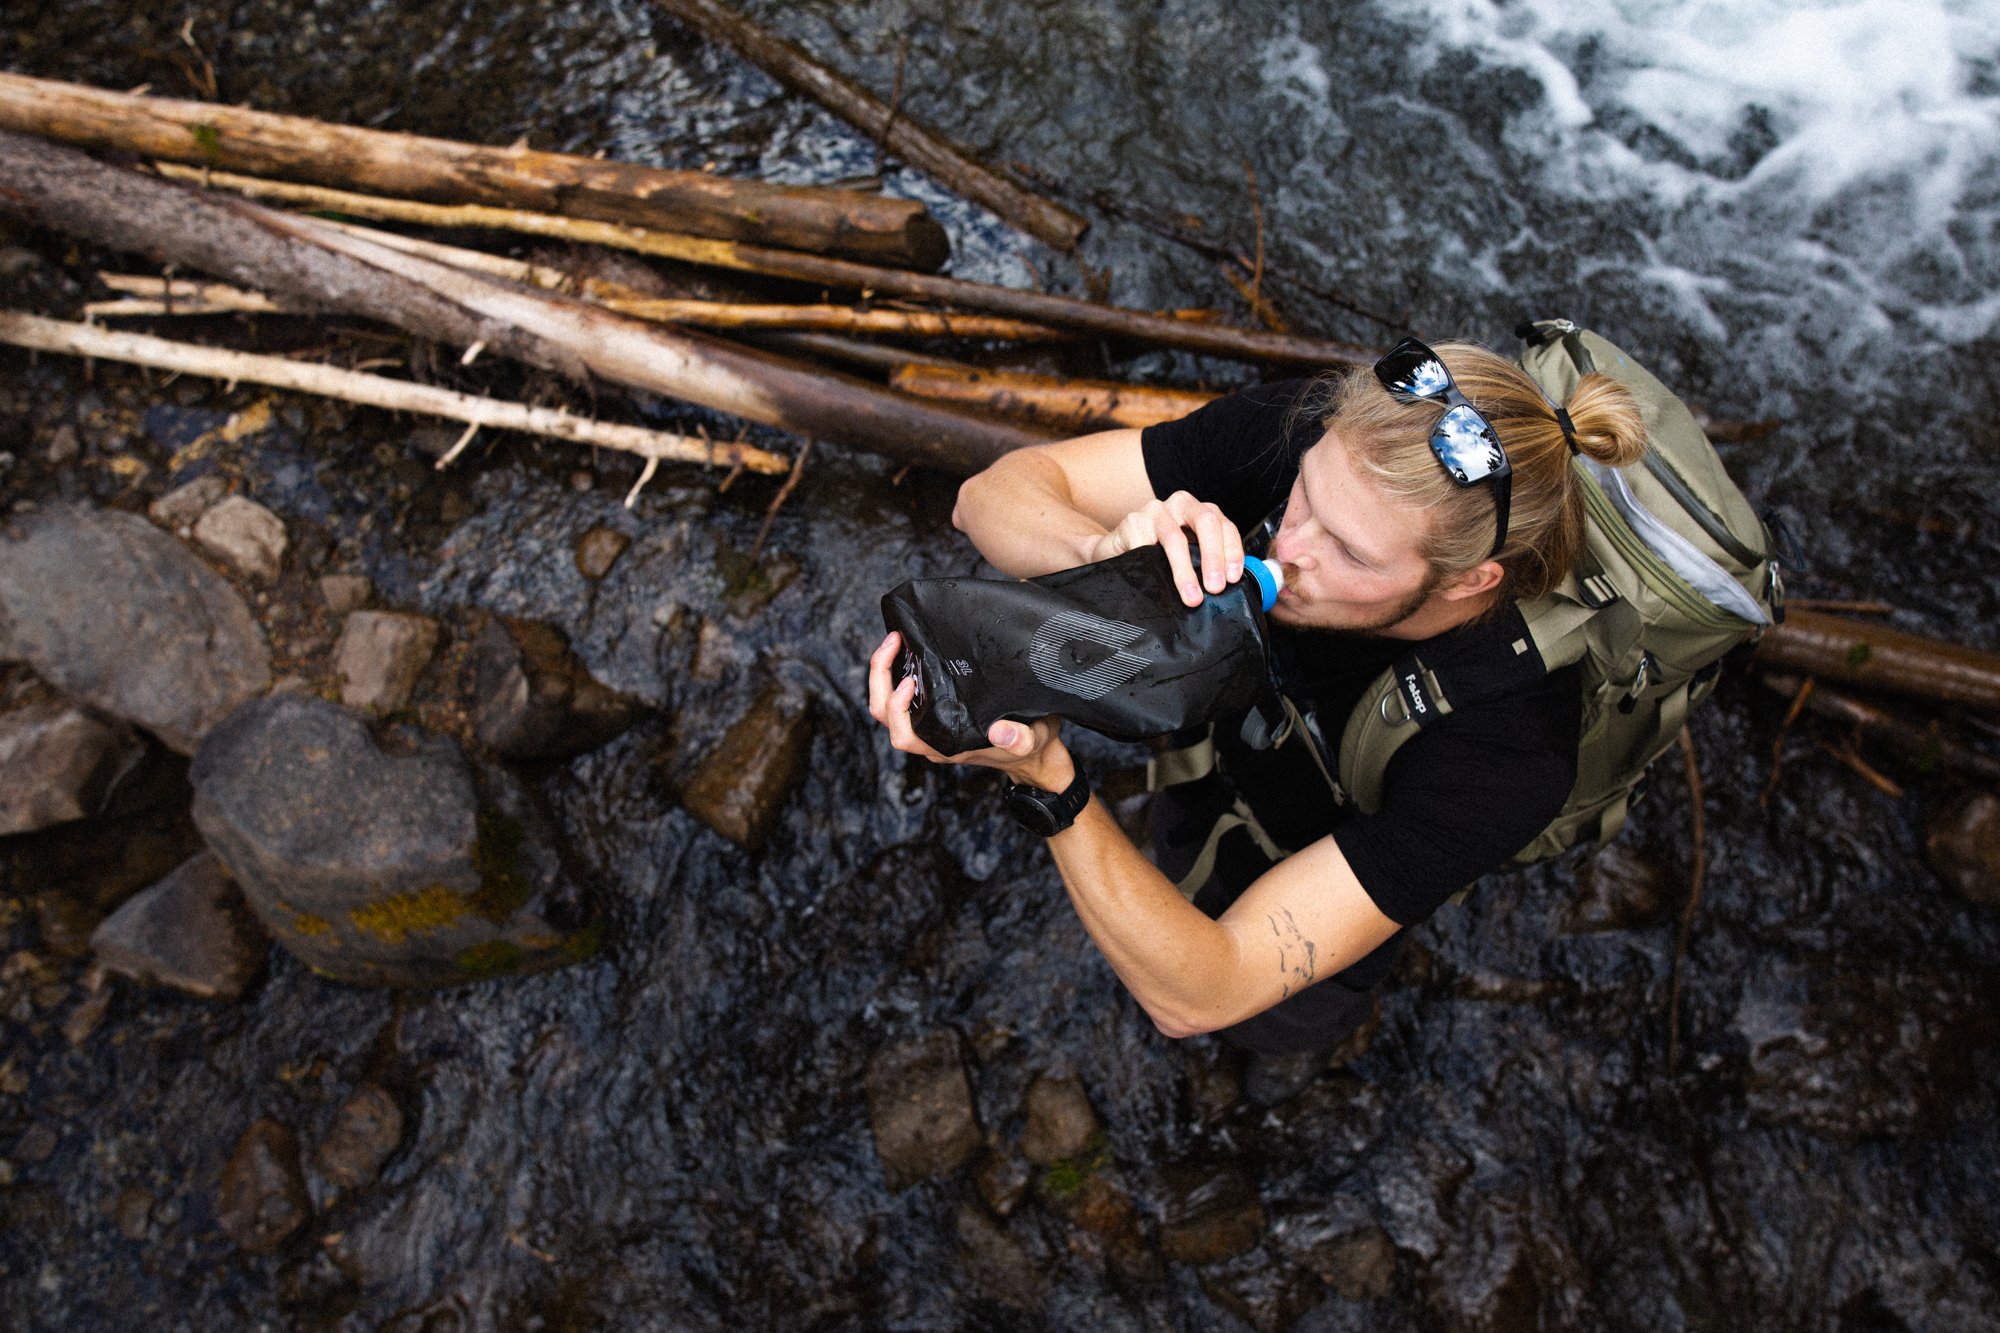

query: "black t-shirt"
xmin=1140 ymin=380 xmax=1580 ymax=926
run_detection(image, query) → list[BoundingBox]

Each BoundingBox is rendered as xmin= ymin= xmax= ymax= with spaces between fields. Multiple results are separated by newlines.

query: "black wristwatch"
xmin=1002 ymin=763 xmax=1090 ymax=837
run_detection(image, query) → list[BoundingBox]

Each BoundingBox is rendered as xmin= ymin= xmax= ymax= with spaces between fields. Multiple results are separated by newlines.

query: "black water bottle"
xmin=880 ymin=545 xmax=1284 ymax=755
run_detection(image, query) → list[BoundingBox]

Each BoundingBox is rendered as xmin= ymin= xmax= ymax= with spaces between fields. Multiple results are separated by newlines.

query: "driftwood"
xmin=0 ymin=71 xmax=948 ymax=270
xmin=86 ymin=275 xmax=282 ymax=318
xmin=745 ymin=330 xmax=973 ymax=374
xmin=643 ymin=0 xmax=1088 ymax=253
xmin=1757 ymin=673 xmax=2000 ymax=785
xmin=0 ymin=131 xmax=1047 ymax=476
xmin=157 ymin=165 xmax=1380 ymax=369
xmin=888 ymin=364 xmax=1218 ymax=431
xmin=1754 ymin=609 xmax=2000 ymax=714
xmin=0 ymin=312 xmax=790 ymax=483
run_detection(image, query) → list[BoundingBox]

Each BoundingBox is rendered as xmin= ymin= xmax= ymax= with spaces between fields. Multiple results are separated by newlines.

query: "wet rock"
xmin=1924 ymin=790 xmax=2000 ymax=905
xmin=43 ymin=425 xmax=79 ymax=466
xmin=1156 ymin=1162 xmax=1266 ymax=1266
xmin=0 ymin=504 xmax=271 ymax=753
xmin=1200 ymin=1254 xmax=1327 ymax=1333
xmin=191 ymin=495 xmax=288 ymax=582
xmin=317 ymin=573 xmax=373 ymax=616
xmin=147 ymin=474 xmax=228 ymax=532
xmin=0 ymin=738 xmax=205 ymax=915
xmin=864 ymin=1031 xmax=981 ymax=1190
xmin=1044 ymin=1172 xmax=1164 ymax=1281
xmin=62 ymin=978 xmax=112 ymax=1046
xmin=1564 ymin=840 xmax=1675 ymax=932
xmin=334 ymin=611 xmax=441 ymax=712
xmin=109 ymin=1186 xmax=153 ymax=1240
xmin=974 ymin=1150 xmax=1033 ymax=1218
xmin=573 ymin=526 xmax=631 ymax=580
xmin=191 ymin=695 xmax=591 ymax=988
xmin=471 ymin=617 xmax=642 ymax=762
xmin=89 ymin=852 xmax=267 ymax=1001
xmin=217 ymin=1118 xmax=310 ymax=1254
xmin=0 ymin=698 xmax=141 ymax=835
xmin=689 ymin=617 xmax=745 ymax=682
xmin=1274 ymin=1202 xmax=1400 ymax=1301
xmin=676 ymin=685 xmax=813 ymax=852
xmin=1020 ymin=1071 xmax=1102 ymax=1166
xmin=955 ymin=1201 xmax=1042 ymax=1311
xmin=724 ymin=551 xmax=802 ymax=620
xmin=314 ymin=1084 xmax=404 ymax=1190
xmin=14 ymin=1122 xmax=58 ymax=1164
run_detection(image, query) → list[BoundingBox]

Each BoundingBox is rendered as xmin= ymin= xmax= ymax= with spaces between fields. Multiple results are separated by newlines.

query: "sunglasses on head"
xmin=1373 ymin=337 xmax=1511 ymax=560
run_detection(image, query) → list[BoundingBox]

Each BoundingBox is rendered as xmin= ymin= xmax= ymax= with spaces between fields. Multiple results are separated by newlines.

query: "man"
xmin=867 ymin=339 xmax=1646 ymax=1088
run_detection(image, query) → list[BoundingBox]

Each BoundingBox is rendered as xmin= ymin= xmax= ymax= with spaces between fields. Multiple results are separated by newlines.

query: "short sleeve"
xmin=1140 ymin=379 xmax=1326 ymax=529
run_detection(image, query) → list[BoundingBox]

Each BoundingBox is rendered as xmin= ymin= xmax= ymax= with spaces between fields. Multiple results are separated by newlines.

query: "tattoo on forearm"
xmin=1269 ymin=909 xmax=1318 ymax=999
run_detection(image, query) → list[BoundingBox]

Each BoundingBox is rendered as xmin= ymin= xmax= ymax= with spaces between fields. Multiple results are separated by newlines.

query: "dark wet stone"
xmin=109 ymin=1186 xmax=153 ymax=1240
xmin=317 ymin=573 xmax=373 ymax=616
xmin=62 ymin=982 xmax=112 ymax=1046
xmin=31 ymin=891 xmax=100 ymax=959
xmin=1282 ymin=1217 xmax=1398 ymax=1301
xmin=1564 ymin=840 xmax=1676 ymax=932
xmin=954 ymin=1201 xmax=1042 ymax=1311
xmin=864 ymin=1031 xmax=981 ymax=1191
xmin=1925 ymin=791 xmax=2000 ymax=905
xmin=90 ymin=852 xmax=267 ymax=1001
xmin=334 ymin=611 xmax=441 ymax=712
xmin=471 ymin=617 xmax=642 ymax=762
xmin=0 ymin=737 xmax=204 ymax=915
xmin=217 ymin=1118 xmax=309 ymax=1255
xmin=0 ymin=696 xmax=140 ymax=835
xmin=314 ymin=1084 xmax=404 ymax=1191
xmin=1200 ymin=1253 xmax=1326 ymax=1333
xmin=724 ymin=551 xmax=803 ymax=620
xmin=1048 ymin=1174 xmax=1164 ymax=1281
xmin=147 ymin=475 xmax=227 ymax=532
xmin=1020 ymin=1070 xmax=1101 ymax=1166
xmin=14 ymin=1122 xmax=58 ymax=1164
xmin=1156 ymin=1162 xmax=1267 ymax=1266
xmin=974 ymin=1150 xmax=1033 ymax=1218
xmin=573 ymin=526 xmax=631 ymax=580
xmin=191 ymin=695 xmax=590 ymax=989
xmin=0 ymin=503 xmax=270 ymax=753
xmin=676 ymin=685 xmax=812 ymax=852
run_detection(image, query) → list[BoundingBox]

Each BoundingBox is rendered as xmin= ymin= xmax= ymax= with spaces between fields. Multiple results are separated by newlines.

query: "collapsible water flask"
xmin=881 ymin=544 xmax=1284 ymax=755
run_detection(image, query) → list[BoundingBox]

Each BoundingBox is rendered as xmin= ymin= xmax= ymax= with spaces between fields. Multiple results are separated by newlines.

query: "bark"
xmin=888 ymin=364 xmax=1218 ymax=431
xmin=165 ymin=162 xmax=1379 ymax=369
xmin=1753 ymin=609 xmax=2000 ymax=713
xmin=1756 ymin=672 xmax=2000 ymax=785
xmin=643 ymin=0 xmax=1089 ymax=253
xmin=0 ymin=131 xmax=1046 ymax=476
xmin=0 ymin=71 xmax=948 ymax=270
xmin=0 ymin=312 xmax=790 ymax=476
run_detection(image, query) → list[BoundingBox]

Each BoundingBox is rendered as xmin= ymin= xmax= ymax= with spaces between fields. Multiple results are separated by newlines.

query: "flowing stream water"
xmin=1 ymin=1 xmax=1997 ymax=1329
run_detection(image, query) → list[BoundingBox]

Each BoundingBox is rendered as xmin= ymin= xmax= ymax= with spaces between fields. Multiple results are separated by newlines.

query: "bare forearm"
xmin=951 ymin=448 xmax=1105 ymax=577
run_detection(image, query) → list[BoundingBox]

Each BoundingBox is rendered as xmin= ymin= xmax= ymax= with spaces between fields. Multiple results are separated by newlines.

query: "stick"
xmin=748 ymin=438 xmax=814 ymax=562
xmin=0 ymin=70 xmax=949 ymax=269
xmin=1666 ymin=725 xmax=1706 ymax=1074
xmin=887 ymin=364 xmax=1217 ymax=431
xmin=1754 ymin=608 xmax=2000 ymax=714
xmin=1780 ymin=598 xmax=1897 ymax=616
xmin=158 ymin=164 xmax=1378 ymax=368
xmin=1756 ymin=671 xmax=2000 ymax=785
xmin=644 ymin=0 xmax=1088 ymax=252
xmin=0 ymin=311 xmax=790 ymax=475
xmin=1819 ymin=742 xmax=1905 ymax=799
xmin=1759 ymin=675 xmax=1815 ymax=808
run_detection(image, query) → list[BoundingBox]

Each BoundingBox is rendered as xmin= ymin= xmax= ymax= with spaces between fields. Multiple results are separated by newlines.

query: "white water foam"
xmin=1344 ymin=0 xmax=2000 ymax=355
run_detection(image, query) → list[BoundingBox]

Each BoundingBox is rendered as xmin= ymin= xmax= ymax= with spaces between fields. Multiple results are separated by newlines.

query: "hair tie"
xmin=1554 ymin=406 xmax=1580 ymax=455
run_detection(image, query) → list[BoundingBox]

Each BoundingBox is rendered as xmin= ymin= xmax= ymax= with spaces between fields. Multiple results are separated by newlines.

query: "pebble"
xmin=191 ymin=495 xmax=289 ymax=582
xmin=14 ymin=1123 xmax=59 ymax=1164
xmin=147 ymin=475 xmax=228 ymax=533
xmin=90 ymin=853 xmax=267 ymax=1001
xmin=334 ymin=611 xmax=441 ymax=712
xmin=317 ymin=574 xmax=373 ymax=616
xmin=675 ymin=685 xmax=813 ymax=852
xmin=0 ymin=700 xmax=142 ymax=837
xmin=574 ymin=526 xmax=631 ymax=581
xmin=864 ymin=1032 xmax=982 ymax=1191
xmin=1925 ymin=791 xmax=2000 ymax=905
xmin=1020 ymin=1071 xmax=1102 ymax=1166
xmin=43 ymin=426 xmax=79 ymax=466
xmin=217 ymin=1118 xmax=310 ymax=1254
xmin=314 ymin=1084 xmax=404 ymax=1190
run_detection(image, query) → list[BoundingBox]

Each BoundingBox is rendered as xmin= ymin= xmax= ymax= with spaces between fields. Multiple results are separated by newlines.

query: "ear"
xmin=1437 ymin=559 xmax=1505 ymax=601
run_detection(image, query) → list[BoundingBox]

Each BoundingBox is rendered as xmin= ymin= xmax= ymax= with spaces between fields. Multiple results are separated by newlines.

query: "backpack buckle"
xmin=1578 ymin=574 xmax=1620 ymax=609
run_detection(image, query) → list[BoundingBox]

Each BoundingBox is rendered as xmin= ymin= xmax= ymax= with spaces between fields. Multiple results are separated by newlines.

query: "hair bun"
xmin=1564 ymin=374 xmax=1648 ymax=469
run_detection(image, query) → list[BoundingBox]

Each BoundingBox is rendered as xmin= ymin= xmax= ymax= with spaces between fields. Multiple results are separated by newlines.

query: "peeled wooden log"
xmin=1757 ymin=672 xmax=2000 ymax=784
xmin=889 ymin=364 xmax=1217 ymax=431
xmin=0 ymin=130 xmax=1047 ymax=476
xmin=644 ymin=0 xmax=1088 ymax=253
xmin=0 ymin=70 xmax=948 ymax=270
xmin=157 ymin=165 xmax=1379 ymax=369
xmin=1754 ymin=609 xmax=2000 ymax=713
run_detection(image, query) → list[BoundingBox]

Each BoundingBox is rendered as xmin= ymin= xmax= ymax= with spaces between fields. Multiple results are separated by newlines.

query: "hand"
xmin=867 ymin=632 xmax=1075 ymax=790
xmin=1086 ymin=490 xmax=1243 ymax=607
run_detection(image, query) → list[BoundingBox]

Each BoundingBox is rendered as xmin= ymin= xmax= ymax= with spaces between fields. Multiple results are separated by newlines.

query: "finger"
xmin=1153 ymin=509 xmax=1201 ymax=606
xmin=866 ymin=632 xmax=901 ymax=721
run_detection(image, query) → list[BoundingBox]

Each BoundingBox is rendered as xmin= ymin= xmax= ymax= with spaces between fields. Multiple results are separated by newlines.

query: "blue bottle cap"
xmin=1242 ymin=555 xmax=1283 ymax=613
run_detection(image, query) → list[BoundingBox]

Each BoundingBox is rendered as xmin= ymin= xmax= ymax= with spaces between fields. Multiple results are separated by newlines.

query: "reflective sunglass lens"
xmin=1432 ymin=405 xmax=1506 ymax=484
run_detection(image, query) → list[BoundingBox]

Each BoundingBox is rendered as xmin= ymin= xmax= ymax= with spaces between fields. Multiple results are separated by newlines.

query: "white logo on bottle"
xmin=1027 ymin=610 xmax=1151 ymax=700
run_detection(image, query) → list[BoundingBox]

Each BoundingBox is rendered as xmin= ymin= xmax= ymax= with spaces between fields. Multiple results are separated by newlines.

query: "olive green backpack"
xmin=1330 ymin=319 xmax=1782 ymax=864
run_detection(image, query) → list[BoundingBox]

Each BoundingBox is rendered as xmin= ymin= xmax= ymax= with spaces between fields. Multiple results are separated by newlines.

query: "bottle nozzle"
xmin=1243 ymin=555 xmax=1283 ymax=612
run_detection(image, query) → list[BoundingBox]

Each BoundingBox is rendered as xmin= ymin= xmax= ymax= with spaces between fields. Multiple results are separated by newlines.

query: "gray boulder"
xmin=191 ymin=695 xmax=594 ymax=988
xmin=0 ymin=695 xmax=141 ymax=835
xmin=90 ymin=852 xmax=267 ymax=1001
xmin=0 ymin=503 xmax=270 ymax=753
xmin=472 ymin=617 xmax=642 ymax=762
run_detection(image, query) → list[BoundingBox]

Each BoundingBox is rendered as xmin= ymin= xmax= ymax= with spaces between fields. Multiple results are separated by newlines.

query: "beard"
xmin=1270 ymin=566 xmax=1444 ymax=636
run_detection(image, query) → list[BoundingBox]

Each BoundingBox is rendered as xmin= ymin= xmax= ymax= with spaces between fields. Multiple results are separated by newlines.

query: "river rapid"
xmin=1 ymin=1 xmax=1997 ymax=1329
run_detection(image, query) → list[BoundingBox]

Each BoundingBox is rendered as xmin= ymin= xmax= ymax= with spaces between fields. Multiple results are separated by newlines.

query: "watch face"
xmin=1003 ymin=784 xmax=1063 ymax=837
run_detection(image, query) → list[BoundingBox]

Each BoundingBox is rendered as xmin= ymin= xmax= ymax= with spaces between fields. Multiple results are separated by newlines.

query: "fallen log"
xmin=888 ymin=364 xmax=1218 ymax=431
xmin=155 ymin=166 xmax=1380 ymax=368
xmin=1754 ymin=608 xmax=2000 ymax=714
xmin=1757 ymin=672 xmax=2000 ymax=785
xmin=94 ymin=271 xmax=1071 ymax=341
xmin=0 ymin=70 xmax=948 ymax=270
xmin=743 ymin=330 xmax=973 ymax=374
xmin=643 ymin=0 xmax=1088 ymax=253
xmin=0 ymin=131 xmax=1048 ymax=476
xmin=0 ymin=311 xmax=790 ymax=479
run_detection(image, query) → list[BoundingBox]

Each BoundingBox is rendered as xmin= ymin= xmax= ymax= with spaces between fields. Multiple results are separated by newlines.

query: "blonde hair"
xmin=1313 ymin=342 xmax=1648 ymax=601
